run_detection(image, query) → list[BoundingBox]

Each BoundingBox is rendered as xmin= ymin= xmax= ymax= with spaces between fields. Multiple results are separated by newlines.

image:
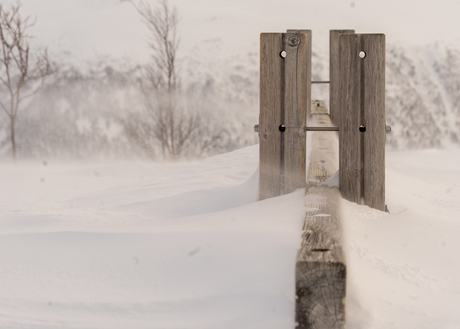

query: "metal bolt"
xmin=359 ymin=125 xmax=366 ymax=132
xmin=279 ymin=124 xmax=286 ymax=132
xmin=386 ymin=125 xmax=391 ymax=134
xmin=288 ymin=36 xmax=300 ymax=47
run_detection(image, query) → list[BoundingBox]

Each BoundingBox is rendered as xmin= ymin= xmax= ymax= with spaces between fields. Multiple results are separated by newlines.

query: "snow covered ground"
xmin=345 ymin=148 xmax=460 ymax=329
xmin=1 ymin=145 xmax=460 ymax=328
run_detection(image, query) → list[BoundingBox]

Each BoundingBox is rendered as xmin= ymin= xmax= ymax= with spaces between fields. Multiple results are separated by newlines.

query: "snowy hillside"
xmin=0 ymin=0 xmax=457 ymax=159
xmin=2 ymin=146 xmax=460 ymax=328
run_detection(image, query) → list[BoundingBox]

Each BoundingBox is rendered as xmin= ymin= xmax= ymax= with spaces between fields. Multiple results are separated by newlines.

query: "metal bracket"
xmin=254 ymin=124 xmax=340 ymax=133
xmin=306 ymin=126 xmax=339 ymax=131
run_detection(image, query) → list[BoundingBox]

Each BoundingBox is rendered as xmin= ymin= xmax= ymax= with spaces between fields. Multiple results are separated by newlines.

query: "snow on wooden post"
xmin=330 ymin=30 xmax=355 ymax=126
xmin=259 ymin=30 xmax=311 ymax=200
xmin=339 ymin=34 xmax=386 ymax=211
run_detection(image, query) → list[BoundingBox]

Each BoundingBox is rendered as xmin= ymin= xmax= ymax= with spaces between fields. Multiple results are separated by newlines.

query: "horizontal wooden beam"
xmin=296 ymin=100 xmax=345 ymax=329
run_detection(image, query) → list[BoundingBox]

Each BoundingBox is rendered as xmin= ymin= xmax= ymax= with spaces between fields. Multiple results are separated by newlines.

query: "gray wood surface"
xmin=339 ymin=34 xmax=386 ymax=211
xmin=259 ymin=33 xmax=283 ymax=200
xmin=259 ymin=31 xmax=310 ymax=200
xmin=296 ymin=103 xmax=345 ymax=329
xmin=297 ymin=186 xmax=346 ymax=329
xmin=362 ymin=35 xmax=386 ymax=211
xmin=307 ymin=101 xmax=338 ymax=185
xmin=339 ymin=33 xmax=362 ymax=205
xmin=284 ymin=31 xmax=310 ymax=195
xmin=287 ymin=30 xmax=312 ymax=121
xmin=330 ymin=30 xmax=354 ymax=126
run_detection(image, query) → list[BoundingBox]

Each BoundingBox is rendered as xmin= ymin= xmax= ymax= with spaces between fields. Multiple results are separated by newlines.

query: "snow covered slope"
xmin=1 ymin=145 xmax=460 ymax=328
xmin=0 ymin=146 xmax=305 ymax=329
xmin=345 ymin=148 xmax=460 ymax=329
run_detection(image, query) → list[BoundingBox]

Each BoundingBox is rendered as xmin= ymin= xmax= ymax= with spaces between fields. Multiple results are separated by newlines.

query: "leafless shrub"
xmin=0 ymin=0 xmax=57 ymax=159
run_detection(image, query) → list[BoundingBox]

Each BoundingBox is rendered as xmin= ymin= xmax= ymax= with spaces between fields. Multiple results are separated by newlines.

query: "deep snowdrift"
xmin=1 ymin=146 xmax=460 ymax=328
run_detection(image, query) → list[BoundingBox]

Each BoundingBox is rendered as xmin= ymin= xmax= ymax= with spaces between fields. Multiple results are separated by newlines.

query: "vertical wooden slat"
xmin=284 ymin=31 xmax=309 ymax=194
xmin=362 ymin=34 xmax=386 ymax=211
xmin=330 ymin=30 xmax=354 ymax=126
xmin=339 ymin=34 xmax=386 ymax=210
xmin=339 ymin=34 xmax=362 ymax=204
xmin=288 ymin=30 xmax=312 ymax=121
xmin=259 ymin=33 xmax=283 ymax=200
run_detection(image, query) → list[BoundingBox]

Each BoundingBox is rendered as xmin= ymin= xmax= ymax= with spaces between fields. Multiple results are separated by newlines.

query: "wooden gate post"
xmin=259 ymin=30 xmax=311 ymax=200
xmin=330 ymin=30 xmax=354 ymax=126
xmin=339 ymin=34 xmax=386 ymax=211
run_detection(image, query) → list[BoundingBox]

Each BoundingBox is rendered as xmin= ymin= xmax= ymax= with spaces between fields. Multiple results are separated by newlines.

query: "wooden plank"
xmin=259 ymin=33 xmax=283 ymax=200
xmin=339 ymin=33 xmax=362 ymax=205
xmin=283 ymin=31 xmax=309 ymax=195
xmin=287 ymin=30 xmax=312 ymax=121
xmin=330 ymin=30 xmax=354 ymax=126
xmin=259 ymin=31 xmax=310 ymax=199
xmin=296 ymin=102 xmax=345 ymax=329
xmin=307 ymin=101 xmax=338 ymax=185
xmin=362 ymin=34 xmax=386 ymax=211
xmin=297 ymin=186 xmax=346 ymax=329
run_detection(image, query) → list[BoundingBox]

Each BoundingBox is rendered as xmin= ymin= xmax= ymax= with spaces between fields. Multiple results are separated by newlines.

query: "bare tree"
xmin=127 ymin=0 xmax=200 ymax=159
xmin=0 ymin=0 xmax=56 ymax=159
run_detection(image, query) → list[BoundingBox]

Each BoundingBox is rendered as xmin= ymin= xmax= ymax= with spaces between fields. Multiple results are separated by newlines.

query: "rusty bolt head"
xmin=288 ymin=35 xmax=300 ymax=47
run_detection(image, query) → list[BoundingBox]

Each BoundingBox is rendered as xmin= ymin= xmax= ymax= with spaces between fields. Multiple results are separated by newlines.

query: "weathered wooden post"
xmin=258 ymin=29 xmax=386 ymax=329
xmin=259 ymin=30 xmax=311 ymax=200
xmin=339 ymin=34 xmax=386 ymax=211
xmin=330 ymin=30 xmax=354 ymax=126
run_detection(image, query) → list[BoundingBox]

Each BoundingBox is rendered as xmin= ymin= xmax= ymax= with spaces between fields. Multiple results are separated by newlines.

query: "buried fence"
xmin=256 ymin=29 xmax=387 ymax=328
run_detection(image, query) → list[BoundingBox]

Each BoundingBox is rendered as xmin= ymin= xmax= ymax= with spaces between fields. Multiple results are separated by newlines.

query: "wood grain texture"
xmin=362 ymin=34 xmax=386 ymax=211
xmin=284 ymin=31 xmax=309 ymax=194
xmin=296 ymin=103 xmax=345 ymax=329
xmin=259 ymin=33 xmax=283 ymax=200
xmin=330 ymin=30 xmax=354 ymax=126
xmin=339 ymin=33 xmax=362 ymax=204
xmin=288 ymin=30 xmax=312 ymax=121
xmin=297 ymin=186 xmax=346 ymax=329
xmin=307 ymin=101 xmax=339 ymax=185
xmin=338 ymin=34 xmax=386 ymax=210
xmin=259 ymin=31 xmax=310 ymax=200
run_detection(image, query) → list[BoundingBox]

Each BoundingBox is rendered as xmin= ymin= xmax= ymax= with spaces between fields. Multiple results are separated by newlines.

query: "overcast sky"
xmin=17 ymin=0 xmax=460 ymax=65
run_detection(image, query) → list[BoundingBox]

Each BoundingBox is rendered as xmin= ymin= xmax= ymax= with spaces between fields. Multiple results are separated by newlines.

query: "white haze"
xmin=19 ymin=0 xmax=460 ymax=63
xmin=0 ymin=0 xmax=457 ymax=159
xmin=1 ymin=1 xmax=460 ymax=328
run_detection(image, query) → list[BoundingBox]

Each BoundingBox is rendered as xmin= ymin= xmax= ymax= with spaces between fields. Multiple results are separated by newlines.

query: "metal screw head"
xmin=254 ymin=124 xmax=259 ymax=133
xmin=279 ymin=124 xmax=286 ymax=132
xmin=386 ymin=125 xmax=391 ymax=134
xmin=288 ymin=36 xmax=300 ymax=47
xmin=359 ymin=125 xmax=366 ymax=132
